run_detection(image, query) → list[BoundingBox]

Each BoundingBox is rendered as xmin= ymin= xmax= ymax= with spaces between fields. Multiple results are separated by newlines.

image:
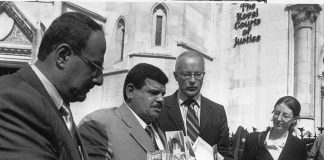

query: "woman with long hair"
xmin=241 ymin=96 xmax=307 ymax=160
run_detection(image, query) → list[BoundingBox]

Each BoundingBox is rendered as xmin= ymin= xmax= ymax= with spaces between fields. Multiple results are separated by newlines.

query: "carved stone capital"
xmin=286 ymin=4 xmax=322 ymax=31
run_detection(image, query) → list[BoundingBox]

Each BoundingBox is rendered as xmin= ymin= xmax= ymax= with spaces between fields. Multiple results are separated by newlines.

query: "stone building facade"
xmin=1 ymin=1 xmax=324 ymax=135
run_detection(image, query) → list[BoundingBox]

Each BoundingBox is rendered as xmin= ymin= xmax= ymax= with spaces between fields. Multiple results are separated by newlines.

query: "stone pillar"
xmin=321 ymin=86 xmax=324 ymax=128
xmin=286 ymin=4 xmax=321 ymax=133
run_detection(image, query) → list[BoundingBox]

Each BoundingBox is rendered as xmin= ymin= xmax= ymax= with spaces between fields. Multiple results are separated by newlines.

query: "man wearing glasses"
xmin=0 ymin=12 xmax=106 ymax=160
xmin=157 ymin=51 xmax=233 ymax=160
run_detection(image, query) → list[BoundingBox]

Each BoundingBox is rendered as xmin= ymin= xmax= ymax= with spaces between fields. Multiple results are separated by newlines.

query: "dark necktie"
xmin=145 ymin=125 xmax=159 ymax=151
xmin=184 ymin=98 xmax=199 ymax=143
xmin=59 ymin=103 xmax=84 ymax=159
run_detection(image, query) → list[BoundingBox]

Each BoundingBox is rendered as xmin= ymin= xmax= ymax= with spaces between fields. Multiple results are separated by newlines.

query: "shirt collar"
xmin=264 ymin=128 xmax=288 ymax=149
xmin=177 ymin=90 xmax=201 ymax=107
xmin=30 ymin=64 xmax=64 ymax=110
xmin=124 ymin=101 xmax=148 ymax=129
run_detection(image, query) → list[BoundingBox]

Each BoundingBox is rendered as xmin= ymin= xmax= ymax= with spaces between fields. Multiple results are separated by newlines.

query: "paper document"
xmin=192 ymin=137 xmax=224 ymax=160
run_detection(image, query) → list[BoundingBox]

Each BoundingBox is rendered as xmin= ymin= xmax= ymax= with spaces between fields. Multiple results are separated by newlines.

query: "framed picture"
xmin=166 ymin=131 xmax=187 ymax=160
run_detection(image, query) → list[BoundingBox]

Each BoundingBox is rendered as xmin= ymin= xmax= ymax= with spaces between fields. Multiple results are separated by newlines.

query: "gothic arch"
xmin=151 ymin=2 xmax=168 ymax=16
xmin=151 ymin=3 xmax=168 ymax=47
xmin=113 ymin=16 xmax=126 ymax=63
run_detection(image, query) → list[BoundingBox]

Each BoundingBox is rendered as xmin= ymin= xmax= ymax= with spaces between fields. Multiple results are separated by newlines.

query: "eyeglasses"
xmin=273 ymin=111 xmax=294 ymax=120
xmin=69 ymin=47 xmax=104 ymax=78
xmin=177 ymin=72 xmax=205 ymax=80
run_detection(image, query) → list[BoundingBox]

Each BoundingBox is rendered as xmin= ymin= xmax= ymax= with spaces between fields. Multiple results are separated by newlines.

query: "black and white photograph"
xmin=166 ymin=131 xmax=187 ymax=160
xmin=1 ymin=0 xmax=324 ymax=160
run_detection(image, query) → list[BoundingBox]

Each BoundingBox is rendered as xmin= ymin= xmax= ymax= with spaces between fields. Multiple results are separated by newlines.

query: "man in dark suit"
xmin=0 ymin=12 xmax=106 ymax=160
xmin=157 ymin=51 xmax=233 ymax=159
xmin=78 ymin=63 xmax=169 ymax=160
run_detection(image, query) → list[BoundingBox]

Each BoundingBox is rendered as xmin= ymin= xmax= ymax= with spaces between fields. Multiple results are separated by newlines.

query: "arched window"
xmin=152 ymin=3 xmax=167 ymax=47
xmin=114 ymin=18 xmax=125 ymax=63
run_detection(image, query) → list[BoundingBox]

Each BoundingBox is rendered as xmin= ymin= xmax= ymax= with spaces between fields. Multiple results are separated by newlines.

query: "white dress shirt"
xmin=126 ymin=102 xmax=165 ymax=150
xmin=264 ymin=129 xmax=288 ymax=160
xmin=30 ymin=65 xmax=64 ymax=110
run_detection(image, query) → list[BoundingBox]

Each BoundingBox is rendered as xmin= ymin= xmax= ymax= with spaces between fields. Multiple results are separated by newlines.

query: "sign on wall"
xmin=234 ymin=3 xmax=261 ymax=48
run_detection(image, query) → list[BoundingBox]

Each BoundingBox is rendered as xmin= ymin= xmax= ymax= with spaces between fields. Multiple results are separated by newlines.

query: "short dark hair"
xmin=171 ymin=137 xmax=180 ymax=146
xmin=170 ymin=138 xmax=183 ymax=153
xmin=38 ymin=12 xmax=103 ymax=60
xmin=123 ymin=63 xmax=168 ymax=101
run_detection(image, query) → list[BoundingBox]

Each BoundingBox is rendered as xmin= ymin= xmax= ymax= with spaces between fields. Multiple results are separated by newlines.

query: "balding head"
xmin=175 ymin=51 xmax=205 ymax=72
xmin=174 ymin=51 xmax=205 ymax=98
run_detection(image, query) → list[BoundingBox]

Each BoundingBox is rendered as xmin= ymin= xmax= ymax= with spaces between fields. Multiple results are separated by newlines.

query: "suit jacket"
xmin=157 ymin=91 xmax=233 ymax=159
xmin=241 ymin=131 xmax=307 ymax=160
xmin=0 ymin=65 xmax=88 ymax=160
xmin=309 ymin=133 xmax=324 ymax=160
xmin=78 ymin=103 xmax=169 ymax=160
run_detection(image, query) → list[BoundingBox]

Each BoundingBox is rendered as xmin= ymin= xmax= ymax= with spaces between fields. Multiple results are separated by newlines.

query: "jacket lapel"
xmin=16 ymin=66 xmax=57 ymax=110
xmin=17 ymin=65 xmax=82 ymax=160
xmin=17 ymin=66 xmax=66 ymax=128
xmin=278 ymin=133 xmax=293 ymax=160
xmin=164 ymin=91 xmax=185 ymax=130
xmin=259 ymin=131 xmax=274 ymax=160
xmin=118 ymin=103 xmax=155 ymax=152
xmin=199 ymin=96 xmax=212 ymax=133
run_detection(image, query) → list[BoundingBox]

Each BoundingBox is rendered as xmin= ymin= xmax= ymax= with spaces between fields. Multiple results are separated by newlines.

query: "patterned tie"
xmin=184 ymin=98 xmax=199 ymax=143
xmin=60 ymin=103 xmax=84 ymax=159
xmin=145 ymin=125 xmax=159 ymax=150
xmin=59 ymin=103 xmax=75 ymax=138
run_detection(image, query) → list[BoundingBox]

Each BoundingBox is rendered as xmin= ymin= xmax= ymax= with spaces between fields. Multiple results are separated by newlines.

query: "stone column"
xmin=286 ymin=4 xmax=321 ymax=133
xmin=321 ymin=86 xmax=324 ymax=128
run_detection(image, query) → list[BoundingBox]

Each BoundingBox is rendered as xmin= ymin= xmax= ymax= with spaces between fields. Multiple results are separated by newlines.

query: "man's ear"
xmin=55 ymin=44 xmax=71 ymax=68
xmin=125 ymin=83 xmax=135 ymax=100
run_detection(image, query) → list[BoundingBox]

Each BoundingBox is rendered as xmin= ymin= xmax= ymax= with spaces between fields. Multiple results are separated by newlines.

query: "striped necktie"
xmin=184 ymin=98 xmax=199 ymax=143
xmin=145 ymin=125 xmax=159 ymax=151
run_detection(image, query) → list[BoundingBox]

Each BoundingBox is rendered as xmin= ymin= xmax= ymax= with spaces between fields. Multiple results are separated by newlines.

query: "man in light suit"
xmin=157 ymin=51 xmax=233 ymax=159
xmin=0 ymin=12 xmax=106 ymax=160
xmin=78 ymin=63 xmax=169 ymax=160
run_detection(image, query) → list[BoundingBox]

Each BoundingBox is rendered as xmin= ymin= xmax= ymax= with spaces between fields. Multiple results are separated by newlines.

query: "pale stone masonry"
xmin=2 ymin=1 xmax=324 ymax=135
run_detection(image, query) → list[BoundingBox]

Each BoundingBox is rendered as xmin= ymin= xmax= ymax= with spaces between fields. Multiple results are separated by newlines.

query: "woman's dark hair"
xmin=274 ymin=96 xmax=301 ymax=117
xmin=273 ymin=96 xmax=301 ymax=132
xmin=170 ymin=138 xmax=182 ymax=153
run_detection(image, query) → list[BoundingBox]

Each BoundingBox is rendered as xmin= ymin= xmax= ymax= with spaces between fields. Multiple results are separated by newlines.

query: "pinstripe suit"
xmin=157 ymin=91 xmax=233 ymax=159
